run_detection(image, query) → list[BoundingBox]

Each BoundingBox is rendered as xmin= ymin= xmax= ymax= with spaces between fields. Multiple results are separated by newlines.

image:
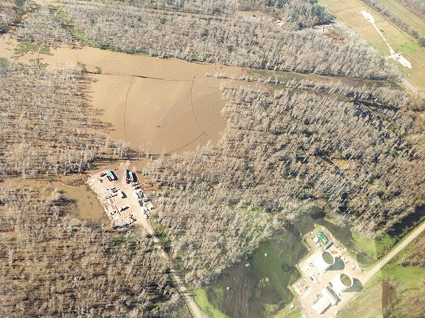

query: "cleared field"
xmin=375 ymin=0 xmax=425 ymax=36
xmin=319 ymin=0 xmax=425 ymax=92
xmin=0 ymin=36 xmax=242 ymax=155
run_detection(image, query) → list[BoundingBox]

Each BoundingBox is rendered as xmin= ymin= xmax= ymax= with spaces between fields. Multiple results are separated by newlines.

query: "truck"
xmin=106 ymin=169 xmax=117 ymax=181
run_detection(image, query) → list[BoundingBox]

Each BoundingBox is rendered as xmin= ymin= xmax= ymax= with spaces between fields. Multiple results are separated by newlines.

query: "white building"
xmin=312 ymin=296 xmax=331 ymax=315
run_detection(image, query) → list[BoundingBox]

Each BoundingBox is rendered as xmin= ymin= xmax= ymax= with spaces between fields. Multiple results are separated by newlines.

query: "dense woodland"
xmin=0 ymin=0 xmax=28 ymax=34
xmin=0 ymin=187 xmax=180 ymax=317
xmin=88 ymin=0 xmax=332 ymax=29
xmin=12 ymin=4 xmax=73 ymax=47
xmin=56 ymin=0 xmax=397 ymax=80
xmin=145 ymin=81 xmax=425 ymax=285
xmin=1 ymin=0 xmax=425 ymax=315
xmin=0 ymin=62 xmax=128 ymax=178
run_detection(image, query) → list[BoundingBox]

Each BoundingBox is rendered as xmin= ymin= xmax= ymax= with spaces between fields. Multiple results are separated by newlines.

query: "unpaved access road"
xmin=145 ymin=219 xmax=207 ymax=318
xmin=328 ymin=221 xmax=425 ymax=317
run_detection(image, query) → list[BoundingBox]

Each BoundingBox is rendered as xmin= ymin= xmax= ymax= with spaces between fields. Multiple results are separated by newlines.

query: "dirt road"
xmin=328 ymin=221 xmax=425 ymax=317
xmin=363 ymin=220 xmax=425 ymax=282
xmin=146 ymin=224 xmax=207 ymax=318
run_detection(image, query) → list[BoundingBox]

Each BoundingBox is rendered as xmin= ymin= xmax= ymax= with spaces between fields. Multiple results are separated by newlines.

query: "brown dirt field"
xmin=381 ymin=280 xmax=397 ymax=309
xmin=2 ymin=176 xmax=106 ymax=221
xmin=0 ymin=37 xmax=240 ymax=154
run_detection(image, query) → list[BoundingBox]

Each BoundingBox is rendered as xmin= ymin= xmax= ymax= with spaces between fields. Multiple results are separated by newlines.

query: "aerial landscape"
xmin=1 ymin=0 xmax=425 ymax=317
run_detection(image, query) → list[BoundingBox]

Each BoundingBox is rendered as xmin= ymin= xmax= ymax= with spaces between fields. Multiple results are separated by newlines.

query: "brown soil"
xmin=382 ymin=280 xmax=397 ymax=309
xmin=0 ymin=36 xmax=241 ymax=155
xmin=2 ymin=174 xmax=106 ymax=221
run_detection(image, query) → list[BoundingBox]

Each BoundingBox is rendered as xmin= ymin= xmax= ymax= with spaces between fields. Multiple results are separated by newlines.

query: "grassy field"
xmin=319 ymin=0 xmax=425 ymax=92
xmin=375 ymin=0 xmax=425 ymax=36
xmin=339 ymin=226 xmax=425 ymax=318
xmin=194 ymin=289 xmax=229 ymax=318
xmin=338 ymin=274 xmax=384 ymax=318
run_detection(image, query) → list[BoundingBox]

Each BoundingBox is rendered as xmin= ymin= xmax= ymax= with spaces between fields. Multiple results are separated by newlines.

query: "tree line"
xmin=47 ymin=0 xmax=398 ymax=80
xmin=86 ymin=0 xmax=332 ymax=30
xmin=394 ymin=0 xmax=425 ymax=19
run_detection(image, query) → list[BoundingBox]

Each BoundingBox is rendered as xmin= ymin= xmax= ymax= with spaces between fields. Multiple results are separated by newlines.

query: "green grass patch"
xmin=194 ymin=289 xmax=229 ymax=318
xmin=351 ymin=232 xmax=378 ymax=268
xmin=0 ymin=57 xmax=9 ymax=66
xmin=14 ymin=42 xmax=51 ymax=56
xmin=273 ymin=304 xmax=303 ymax=318
xmin=382 ymin=263 xmax=425 ymax=288
xmin=375 ymin=233 xmax=397 ymax=256
xmin=43 ymin=174 xmax=57 ymax=182
xmin=251 ymin=240 xmax=302 ymax=303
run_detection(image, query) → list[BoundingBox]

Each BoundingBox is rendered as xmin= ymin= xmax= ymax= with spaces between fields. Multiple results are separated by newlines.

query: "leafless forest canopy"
xmin=145 ymin=82 xmax=425 ymax=270
xmin=1 ymin=0 xmax=425 ymax=314
xmin=54 ymin=0 xmax=397 ymax=80
xmin=12 ymin=4 xmax=73 ymax=46
xmin=0 ymin=63 xmax=128 ymax=178
xmin=0 ymin=0 xmax=28 ymax=34
xmin=88 ymin=0 xmax=332 ymax=30
xmin=0 ymin=187 xmax=179 ymax=317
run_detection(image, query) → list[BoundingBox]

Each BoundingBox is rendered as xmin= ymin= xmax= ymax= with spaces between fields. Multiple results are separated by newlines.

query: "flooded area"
xmin=204 ymin=228 xmax=308 ymax=318
xmin=0 ymin=35 xmax=243 ymax=155
xmin=1 ymin=175 xmax=106 ymax=221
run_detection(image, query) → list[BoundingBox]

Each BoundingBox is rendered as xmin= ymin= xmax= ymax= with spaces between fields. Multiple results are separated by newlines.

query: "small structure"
xmin=312 ymin=296 xmax=331 ymax=315
xmin=325 ymin=241 xmax=333 ymax=249
xmin=322 ymin=286 xmax=339 ymax=305
xmin=331 ymin=273 xmax=353 ymax=294
xmin=317 ymin=231 xmax=329 ymax=244
xmin=314 ymin=251 xmax=335 ymax=272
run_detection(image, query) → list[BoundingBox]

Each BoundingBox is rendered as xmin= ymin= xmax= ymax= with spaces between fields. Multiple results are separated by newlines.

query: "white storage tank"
xmin=331 ymin=273 xmax=353 ymax=294
xmin=314 ymin=251 xmax=335 ymax=272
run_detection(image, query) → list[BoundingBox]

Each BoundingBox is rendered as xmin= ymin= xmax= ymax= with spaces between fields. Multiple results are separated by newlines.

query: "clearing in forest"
xmin=319 ymin=0 xmax=425 ymax=92
xmin=0 ymin=35 xmax=244 ymax=155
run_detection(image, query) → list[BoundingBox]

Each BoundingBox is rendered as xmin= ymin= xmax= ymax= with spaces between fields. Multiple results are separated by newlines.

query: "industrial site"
xmin=88 ymin=161 xmax=154 ymax=229
xmin=293 ymin=229 xmax=363 ymax=318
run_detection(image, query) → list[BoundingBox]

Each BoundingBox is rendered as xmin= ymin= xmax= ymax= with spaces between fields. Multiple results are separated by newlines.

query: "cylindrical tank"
xmin=331 ymin=273 xmax=353 ymax=294
xmin=314 ymin=251 xmax=335 ymax=272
